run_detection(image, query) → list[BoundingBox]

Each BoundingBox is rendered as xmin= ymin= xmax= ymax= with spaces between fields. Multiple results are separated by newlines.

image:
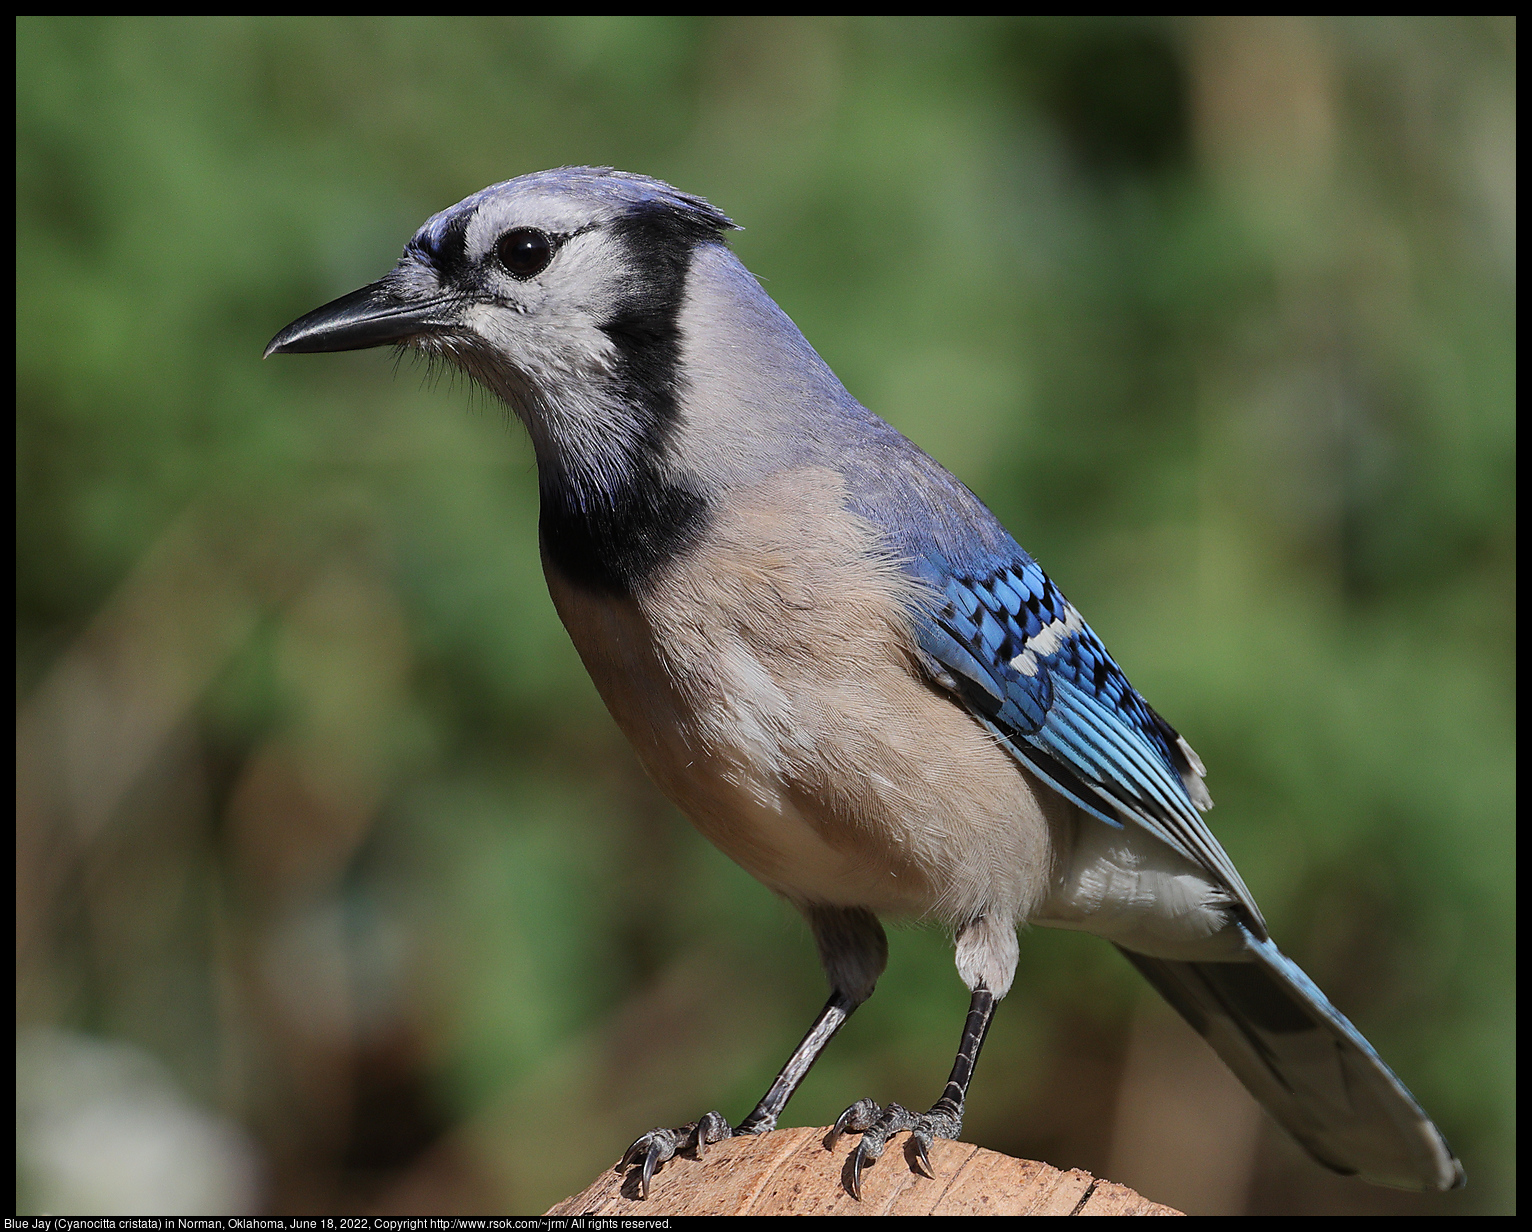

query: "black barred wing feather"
xmin=912 ymin=553 xmax=1266 ymax=935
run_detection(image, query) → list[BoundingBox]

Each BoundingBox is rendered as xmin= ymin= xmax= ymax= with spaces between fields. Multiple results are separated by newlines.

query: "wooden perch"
xmin=547 ymin=1126 xmax=1182 ymax=1216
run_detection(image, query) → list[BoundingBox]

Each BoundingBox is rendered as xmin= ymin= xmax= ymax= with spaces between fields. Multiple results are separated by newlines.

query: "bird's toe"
xmin=829 ymin=1098 xmax=966 ymax=1199
xmin=825 ymin=1096 xmax=881 ymax=1147
xmin=617 ymin=1111 xmax=733 ymax=1198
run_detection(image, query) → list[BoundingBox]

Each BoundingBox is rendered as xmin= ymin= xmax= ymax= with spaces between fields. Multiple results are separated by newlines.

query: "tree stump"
xmin=547 ymin=1126 xmax=1182 ymax=1216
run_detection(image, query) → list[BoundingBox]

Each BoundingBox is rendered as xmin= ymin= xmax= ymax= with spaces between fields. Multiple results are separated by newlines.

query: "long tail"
xmin=1117 ymin=926 xmax=1464 ymax=1191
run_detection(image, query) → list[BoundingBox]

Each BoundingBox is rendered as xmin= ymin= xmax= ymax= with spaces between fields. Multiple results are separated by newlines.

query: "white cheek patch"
xmin=455 ymin=299 xmax=643 ymax=498
xmin=548 ymin=231 xmax=634 ymax=316
xmin=1010 ymin=605 xmax=1086 ymax=677
xmin=462 ymin=299 xmax=619 ymax=380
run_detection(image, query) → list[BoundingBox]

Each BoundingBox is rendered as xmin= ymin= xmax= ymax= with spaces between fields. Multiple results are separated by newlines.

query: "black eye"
xmin=495 ymin=228 xmax=553 ymax=278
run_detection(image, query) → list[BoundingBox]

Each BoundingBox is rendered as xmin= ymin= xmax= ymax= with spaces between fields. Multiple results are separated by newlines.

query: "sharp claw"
xmin=911 ymin=1133 xmax=934 ymax=1179
xmin=639 ymin=1137 xmax=667 ymax=1200
xmin=827 ymin=1109 xmax=851 ymax=1148
xmin=832 ymin=1096 xmax=961 ymax=1194
xmin=696 ymin=1110 xmax=731 ymax=1158
xmin=826 ymin=1116 xmax=847 ymax=1149
xmin=849 ymin=1129 xmax=889 ymax=1200
xmin=617 ymin=1138 xmax=642 ymax=1172
xmin=619 ymin=1114 xmax=736 ymax=1196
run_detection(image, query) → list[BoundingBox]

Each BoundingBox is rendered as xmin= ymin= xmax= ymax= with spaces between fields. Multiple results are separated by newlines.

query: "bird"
xmin=266 ymin=167 xmax=1464 ymax=1201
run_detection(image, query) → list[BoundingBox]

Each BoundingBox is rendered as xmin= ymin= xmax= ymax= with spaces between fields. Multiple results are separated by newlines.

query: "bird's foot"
xmin=824 ymin=1097 xmax=963 ymax=1200
xmin=616 ymin=1110 xmax=740 ymax=1199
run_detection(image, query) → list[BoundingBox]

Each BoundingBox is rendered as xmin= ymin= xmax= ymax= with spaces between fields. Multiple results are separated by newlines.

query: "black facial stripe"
xmin=597 ymin=205 xmax=720 ymax=471
xmin=540 ymin=205 xmax=727 ymax=594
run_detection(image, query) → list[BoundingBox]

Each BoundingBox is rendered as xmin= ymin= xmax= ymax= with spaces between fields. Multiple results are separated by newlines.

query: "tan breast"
xmin=543 ymin=466 xmax=1068 ymax=927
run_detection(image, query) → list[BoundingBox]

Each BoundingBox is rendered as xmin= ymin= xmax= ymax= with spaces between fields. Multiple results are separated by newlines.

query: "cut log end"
xmin=547 ymin=1126 xmax=1183 ymax=1216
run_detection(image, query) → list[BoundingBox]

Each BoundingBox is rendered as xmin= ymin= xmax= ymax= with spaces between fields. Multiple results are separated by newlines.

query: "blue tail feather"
xmin=1117 ymin=927 xmax=1464 ymax=1192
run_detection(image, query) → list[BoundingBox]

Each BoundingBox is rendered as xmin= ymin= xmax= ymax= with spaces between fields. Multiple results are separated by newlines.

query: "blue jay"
xmin=267 ymin=167 xmax=1463 ymax=1200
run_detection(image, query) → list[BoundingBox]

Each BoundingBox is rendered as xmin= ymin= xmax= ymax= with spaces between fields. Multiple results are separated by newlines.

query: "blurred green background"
xmin=16 ymin=16 xmax=1514 ymax=1217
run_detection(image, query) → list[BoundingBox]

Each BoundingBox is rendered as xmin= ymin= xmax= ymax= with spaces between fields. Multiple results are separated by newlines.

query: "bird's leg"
xmin=618 ymin=906 xmax=886 ymax=1199
xmin=826 ymin=983 xmax=996 ymax=1199
xmin=617 ymin=990 xmax=858 ymax=1198
xmin=735 ymin=989 xmax=857 ymax=1134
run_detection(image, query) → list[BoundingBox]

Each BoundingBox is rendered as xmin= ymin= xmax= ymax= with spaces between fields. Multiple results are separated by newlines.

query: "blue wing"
xmin=829 ymin=408 xmax=1258 ymax=926
xmin=908 ymin=548 xmax=1266 ymax=934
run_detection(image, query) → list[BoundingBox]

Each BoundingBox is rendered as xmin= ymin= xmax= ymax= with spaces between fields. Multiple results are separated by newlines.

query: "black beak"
xmin=264 ymin=275 xmax=461 ymax=358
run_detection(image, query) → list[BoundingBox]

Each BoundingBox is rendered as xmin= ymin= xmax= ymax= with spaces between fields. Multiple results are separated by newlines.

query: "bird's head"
xmin=266 ymin=168 xmax=871 ymax=591
xmin=266 ymin=167 xmax=737 ymax=495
